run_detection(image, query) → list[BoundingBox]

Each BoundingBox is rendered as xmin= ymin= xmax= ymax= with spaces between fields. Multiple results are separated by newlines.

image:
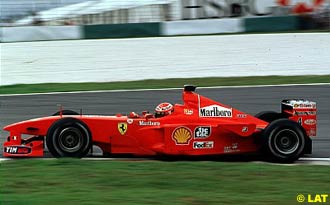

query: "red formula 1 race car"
xmin=3 ymin=85 xmax=317 ymax=162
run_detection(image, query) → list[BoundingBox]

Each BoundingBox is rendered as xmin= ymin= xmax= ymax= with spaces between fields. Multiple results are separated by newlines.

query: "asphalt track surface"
xmin=0 ymin=85 xmax=329 ymax=158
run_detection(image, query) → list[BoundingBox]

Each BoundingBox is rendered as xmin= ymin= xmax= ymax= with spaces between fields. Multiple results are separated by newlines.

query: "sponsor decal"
xmin=193 ymin=141 xmax=214 ymax=149
xmin=4 ymin=146 xmax=31 ymax=154
xmin=224 ymin=143 xmax=239 ymax=153
xmin=237 ymin=114 xmax=247 ymax=118
xmin=118 ymin=122 xmax=128 ymax=135
xmin=304 ymin=119 xmax=316 ymax=125
xmin=4 ymin=146 xmax=17 ymax=154
xmin=295 ymin=111 xmax=317 ymax=116
xmin=139 ymin=121 xmax=160 ymax=126
xmin=194 ymin=126 xmax=211 ymax=139
xmin=184 ymin=108 xmax=194 ymax=115
xmin=293 ymin=103 xmax=316 ymax=109
xmin=172 ymin=127 xmax=192 ymax=145
xmin=199 ymin=105 xmax=232 ymax=118
xmin=127 ymin=119 xmax=133 ymax=124
xmin=241 ymin=127 xmax=248 ymax=133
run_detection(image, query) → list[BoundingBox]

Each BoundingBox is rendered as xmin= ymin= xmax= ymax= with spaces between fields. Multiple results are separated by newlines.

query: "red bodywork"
xmin=3 ymin=87 xmax=317 ymax=157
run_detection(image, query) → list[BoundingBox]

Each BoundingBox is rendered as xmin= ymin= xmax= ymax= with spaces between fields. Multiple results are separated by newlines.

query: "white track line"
xmin=0 ymin=157 xmax=329 ymax=163
xmin=0 ymin=83 xmax=329 ymax=97
xmin=299 ymin=157 xmax=330 ymax=161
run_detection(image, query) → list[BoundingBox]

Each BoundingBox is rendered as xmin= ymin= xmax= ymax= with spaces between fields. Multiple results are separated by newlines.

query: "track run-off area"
xmin=2 ymin=33 xmax=329 ymax=86
xmin=0 ymin=84 xmax=329 ymax=164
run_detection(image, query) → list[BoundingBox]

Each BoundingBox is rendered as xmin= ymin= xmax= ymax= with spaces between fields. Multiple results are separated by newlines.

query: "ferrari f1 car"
xmin=3 ymin=85 xmax=317 ymax=162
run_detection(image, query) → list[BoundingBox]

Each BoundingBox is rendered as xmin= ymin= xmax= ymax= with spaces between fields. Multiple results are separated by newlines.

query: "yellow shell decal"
xmin=118 ymin=122 xmax=128 ymax=135
xmin=172 ymin=127 xmax=192 ymax=145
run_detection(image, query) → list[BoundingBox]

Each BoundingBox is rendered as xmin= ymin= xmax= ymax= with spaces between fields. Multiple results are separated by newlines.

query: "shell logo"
xmin=172 ymin=127 xmax=192 ymax=145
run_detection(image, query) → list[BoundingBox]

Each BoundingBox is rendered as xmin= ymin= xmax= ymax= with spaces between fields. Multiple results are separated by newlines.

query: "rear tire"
xmin=262 ymin=119 xmax=307 ymax=163
xmin=46 ymin=118 xmax=91 ymax=158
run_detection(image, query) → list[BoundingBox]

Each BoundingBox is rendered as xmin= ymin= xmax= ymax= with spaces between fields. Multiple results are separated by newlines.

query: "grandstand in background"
xmin=1 ymin=0 xmax=180 ymax=26
xmin=0 ymin=0 xmax=88 ymax=22
xmin=1 ymin=0 xmax=329 ymax=27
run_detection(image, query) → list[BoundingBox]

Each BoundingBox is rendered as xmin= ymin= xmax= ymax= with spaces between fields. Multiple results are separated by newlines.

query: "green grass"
xmin=0 ymin=75 xmax=329 ymax=95
xmin=0 ymin=159 xmax=329 ymax=205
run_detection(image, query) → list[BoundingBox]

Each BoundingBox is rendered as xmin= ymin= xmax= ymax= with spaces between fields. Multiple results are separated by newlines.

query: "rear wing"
xmin=281 ymin=99 xmax=317 ymax=137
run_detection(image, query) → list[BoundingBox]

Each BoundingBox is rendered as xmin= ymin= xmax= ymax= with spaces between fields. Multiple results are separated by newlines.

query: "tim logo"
xmin=4 ymin=146 xmax=18 ymax=154
xmin=194 ymin=126 xmax=211 ymax=139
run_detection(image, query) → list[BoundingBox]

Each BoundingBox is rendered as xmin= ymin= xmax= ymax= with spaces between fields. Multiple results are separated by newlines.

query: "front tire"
xmin=46 ymin=118 xmax=91 ymax=158
xmin=262 ymin=119 xmax=307 ymax=163
xmin=52 ymin=110 xmax=79 ymax=116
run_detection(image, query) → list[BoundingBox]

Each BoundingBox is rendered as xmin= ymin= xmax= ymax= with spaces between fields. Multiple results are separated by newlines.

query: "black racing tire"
xmin=255 ymin=111 xmax=284 ymax=123
xmin=52 ymin=110 xmax=79 ymax=116
xmin=46 ymin=118 xmax=92 ymax=158
xmin=262 ymin=119 xmax=307 ymax=163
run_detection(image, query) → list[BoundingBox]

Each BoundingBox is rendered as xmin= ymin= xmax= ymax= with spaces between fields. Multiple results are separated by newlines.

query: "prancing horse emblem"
xmin=118 ymin=123 xmax=128 ymax=135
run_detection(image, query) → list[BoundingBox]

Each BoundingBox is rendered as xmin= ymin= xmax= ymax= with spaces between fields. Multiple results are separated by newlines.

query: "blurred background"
xmin=0 ymin=0 xmax=329 ymax=42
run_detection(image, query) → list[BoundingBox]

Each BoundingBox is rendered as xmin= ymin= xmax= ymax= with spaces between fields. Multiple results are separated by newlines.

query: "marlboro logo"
xmin=200 ymin=105 xmax=232 ymax=117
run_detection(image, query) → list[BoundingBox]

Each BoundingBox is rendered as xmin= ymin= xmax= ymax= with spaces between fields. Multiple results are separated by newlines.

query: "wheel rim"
xmin=58 ymin=127 xmax=83 ymax=153
xmin=273 ymin=129 xmax=300 ymax=155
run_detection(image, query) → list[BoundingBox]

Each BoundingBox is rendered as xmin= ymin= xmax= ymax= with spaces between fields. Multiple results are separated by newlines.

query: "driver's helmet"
xmin=155 ymin=102 xmax=174 ymax=118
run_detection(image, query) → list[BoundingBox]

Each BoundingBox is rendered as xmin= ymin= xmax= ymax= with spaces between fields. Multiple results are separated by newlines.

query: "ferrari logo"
xmin=118 ymin=123 xmax=128 ymax=135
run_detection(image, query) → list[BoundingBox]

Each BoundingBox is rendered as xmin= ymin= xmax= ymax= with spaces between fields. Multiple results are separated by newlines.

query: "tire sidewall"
xmin=46 ymin=118 xmax=91 ymax=157
xmin=263 ymin=119 xmax=306 ymax=162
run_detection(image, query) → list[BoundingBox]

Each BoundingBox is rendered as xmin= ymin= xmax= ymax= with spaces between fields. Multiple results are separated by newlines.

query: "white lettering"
xmin=194 ymin=126 xmax=211 ymax=139
xmin=5 ymin=146 xmax=18 ymax=153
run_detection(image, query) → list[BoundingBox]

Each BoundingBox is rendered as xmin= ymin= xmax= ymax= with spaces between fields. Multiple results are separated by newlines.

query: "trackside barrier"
xmin=1 ymin=15 xmax=323 ymax=43
xmin=0 ymin=26 xmax=82 ymax=42
xmin=82 ymin=23 xmax=162 ymax=39
xmin=162 ymin=19 xmax=244 ymax=36
xmin=243 ymin=15 xmax=300 ymax=32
